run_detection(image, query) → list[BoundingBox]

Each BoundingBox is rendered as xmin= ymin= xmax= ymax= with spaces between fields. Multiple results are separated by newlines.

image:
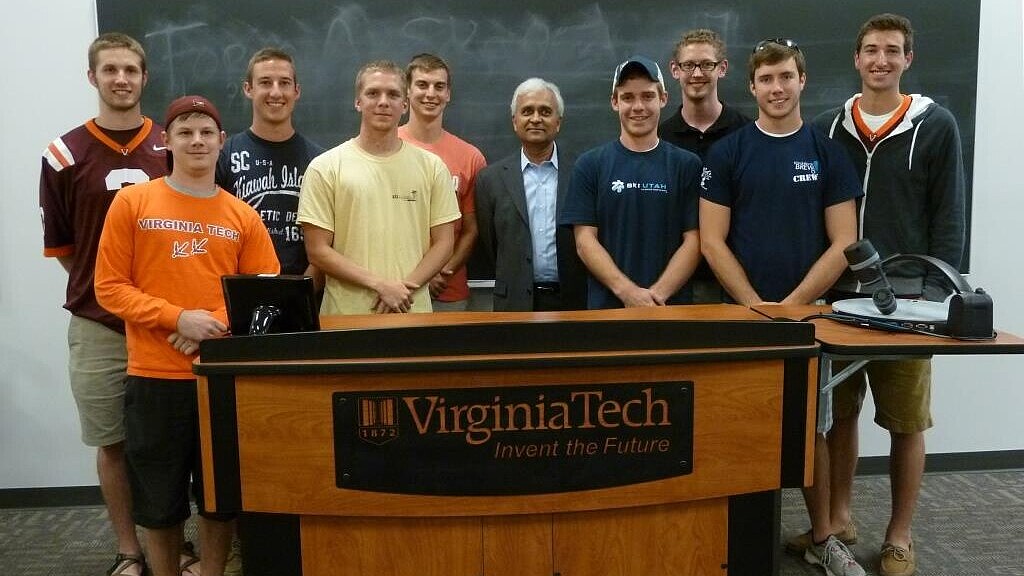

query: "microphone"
xmin=248 ymin=304 xmax=282 ymax=335
xmin=843 ymin=239 xmax=897 ymax=315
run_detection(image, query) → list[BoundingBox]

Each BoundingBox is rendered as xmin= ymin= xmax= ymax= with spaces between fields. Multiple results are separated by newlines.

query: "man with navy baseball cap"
xmin=559 ymin=55 xmax=701 ymax=309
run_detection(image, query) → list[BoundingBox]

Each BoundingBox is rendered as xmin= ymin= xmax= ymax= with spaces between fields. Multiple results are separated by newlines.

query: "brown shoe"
xmin=224 ymin=536 xmax=243 ymax=576
xmin=784 ymin=521 xmax=858 ymax=554
xmin=879 ymin=541 xmax=916 ymax=576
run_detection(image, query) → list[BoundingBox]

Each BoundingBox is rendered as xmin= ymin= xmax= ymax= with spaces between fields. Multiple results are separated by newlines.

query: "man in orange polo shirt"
xmin=398 ymin=53 xmax=487 ymax=311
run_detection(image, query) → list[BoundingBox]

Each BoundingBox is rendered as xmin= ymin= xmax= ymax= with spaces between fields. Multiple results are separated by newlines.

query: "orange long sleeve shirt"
xmin=95 ymin=177 xmax=280 ymax=379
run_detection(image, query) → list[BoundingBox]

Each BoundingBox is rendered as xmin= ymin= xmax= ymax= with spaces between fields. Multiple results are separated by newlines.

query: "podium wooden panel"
xmin=302 ymin=516 xmax=483 ymax=576
xmin=195 ymin=305 xmax=819 ymax=576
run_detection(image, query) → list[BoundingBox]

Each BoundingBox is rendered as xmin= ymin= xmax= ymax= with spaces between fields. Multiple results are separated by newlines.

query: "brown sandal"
xmin=107 ymin=553 xmax=147 ymax=576
xmin=179 ymin=541 xmax=200 ymax=575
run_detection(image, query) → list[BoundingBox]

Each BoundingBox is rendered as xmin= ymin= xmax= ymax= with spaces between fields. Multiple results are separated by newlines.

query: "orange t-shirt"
xmin=398 ymin=128 xmax=486 ymax=301
xmin=95 ymin=177 xmax=280 ymax=379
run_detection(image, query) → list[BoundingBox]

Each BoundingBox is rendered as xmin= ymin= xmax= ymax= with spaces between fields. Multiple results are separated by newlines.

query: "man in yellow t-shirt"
xmin=298 ymin=60 xmax=460 ymax=315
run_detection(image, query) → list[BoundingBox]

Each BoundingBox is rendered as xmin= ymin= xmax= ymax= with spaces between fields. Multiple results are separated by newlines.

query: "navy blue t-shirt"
xmin=216 ymin=130 xmax=325 ymax=275
xmin=559 ymin=140 xmax=701 ymax=309
xmin=701 ymin=123 xmax=862 ymax=302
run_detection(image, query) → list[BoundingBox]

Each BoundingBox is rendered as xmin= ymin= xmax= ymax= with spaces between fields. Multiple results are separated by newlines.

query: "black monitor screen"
xmin=221 ymin=274 xmax=320 ymax=335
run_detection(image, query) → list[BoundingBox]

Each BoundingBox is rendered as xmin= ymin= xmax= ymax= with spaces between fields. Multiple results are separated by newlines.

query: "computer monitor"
xmin=221 ymin=274 xmax=320 ymax=335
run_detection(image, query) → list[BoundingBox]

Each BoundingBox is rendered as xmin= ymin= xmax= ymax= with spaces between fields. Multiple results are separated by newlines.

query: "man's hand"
xmin=371 ymin=280 xmax=419 ymax=313
xmin=167 ymin=332 xmax=199 ymax=356
xmin=176 ymin=310 xmax=228 ymax=341
xmin=428 ymin=270 xmax=452 ymax=298
xmin=617 ymin=285 xmax=659 ymax=307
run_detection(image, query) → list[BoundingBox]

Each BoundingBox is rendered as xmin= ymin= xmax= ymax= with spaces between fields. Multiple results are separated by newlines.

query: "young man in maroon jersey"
xmin=39 ymin=32 xmax=165 ymax=576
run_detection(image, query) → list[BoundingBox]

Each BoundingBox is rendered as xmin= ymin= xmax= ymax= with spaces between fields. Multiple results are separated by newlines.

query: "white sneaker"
xmin=803 ymin=534 xmax=866 ymax=576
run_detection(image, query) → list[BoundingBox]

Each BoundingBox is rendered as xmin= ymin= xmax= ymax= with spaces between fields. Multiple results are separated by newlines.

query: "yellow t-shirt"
xmin=298 ymin=139 xmax=461 ymax=315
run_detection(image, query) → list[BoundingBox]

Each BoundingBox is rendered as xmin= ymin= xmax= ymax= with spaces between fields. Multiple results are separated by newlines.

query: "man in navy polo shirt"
xmin=659 ymin=28 xmax=751 ymax=304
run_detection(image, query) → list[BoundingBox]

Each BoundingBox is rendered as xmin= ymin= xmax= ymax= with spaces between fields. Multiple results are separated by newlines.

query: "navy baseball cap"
xmin=611 ymin=55 xmax=666 ymax=93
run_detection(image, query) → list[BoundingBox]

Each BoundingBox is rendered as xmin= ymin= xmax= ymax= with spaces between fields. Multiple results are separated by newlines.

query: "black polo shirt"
xmin=658 ymin=102 xmax=751 ymax=293
xmin=658 ymin=102 xmax=751 ymax=161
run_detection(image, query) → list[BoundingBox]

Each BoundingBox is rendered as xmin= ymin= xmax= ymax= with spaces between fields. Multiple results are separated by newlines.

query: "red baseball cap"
xmin=164 ymin=95 xmax=222 ymax=130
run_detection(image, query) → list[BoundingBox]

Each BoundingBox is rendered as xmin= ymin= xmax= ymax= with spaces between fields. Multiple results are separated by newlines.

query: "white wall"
xmin=1 ymin=3 xmax=99 ymax=488
xmin=857 ymin=0 xmax=1024 ymax=458
xmin=1 ymin=1 xmax=1021 ymax=490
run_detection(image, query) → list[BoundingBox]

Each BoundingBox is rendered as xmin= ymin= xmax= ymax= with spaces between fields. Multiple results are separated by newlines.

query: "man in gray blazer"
xmin=475 ymin=78 xmax=586 ymax=311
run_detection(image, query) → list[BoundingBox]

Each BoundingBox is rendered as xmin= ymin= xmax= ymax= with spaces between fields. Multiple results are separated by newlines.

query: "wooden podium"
xmin=195 ymin=305 xmax=819 ymax=576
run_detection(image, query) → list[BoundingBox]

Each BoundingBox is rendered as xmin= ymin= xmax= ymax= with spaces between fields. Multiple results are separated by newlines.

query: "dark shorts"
xmin=124 ymin=376 xmax=234 ymax=528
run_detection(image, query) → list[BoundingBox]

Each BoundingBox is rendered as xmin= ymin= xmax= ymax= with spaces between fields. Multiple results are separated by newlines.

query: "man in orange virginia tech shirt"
xmin=95 ymin=95 xmax=279 ymax=576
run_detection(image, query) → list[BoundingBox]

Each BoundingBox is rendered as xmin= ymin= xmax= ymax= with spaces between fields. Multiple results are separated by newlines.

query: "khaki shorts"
xmin=832 ymin=358 xmax=932 ymax=434
xmin=68 ymin=315 xmax=128 ymax=447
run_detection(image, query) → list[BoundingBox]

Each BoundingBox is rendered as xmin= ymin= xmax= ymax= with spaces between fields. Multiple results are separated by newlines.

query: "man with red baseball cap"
xmin=95 ymin=94 xmax=279 ymax=576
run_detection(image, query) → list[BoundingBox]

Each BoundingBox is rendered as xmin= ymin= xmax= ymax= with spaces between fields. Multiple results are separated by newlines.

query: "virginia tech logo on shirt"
xmin=173 ymin=238 xmax=208 ymax=258
xmin=792 ymin=160 xmax=820 ymax=183
xmin=137 ymin=218 xmax=241 ymax=259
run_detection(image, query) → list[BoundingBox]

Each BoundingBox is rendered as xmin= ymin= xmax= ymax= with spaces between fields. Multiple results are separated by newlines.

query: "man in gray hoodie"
xmin=792 ymin=13 xmax=966 ymax=576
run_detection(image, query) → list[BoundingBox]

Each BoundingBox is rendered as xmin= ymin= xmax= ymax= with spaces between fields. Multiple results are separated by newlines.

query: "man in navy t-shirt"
xmin=559 ymin=56 xmax=701 ymax=309
xmin=700 ymin=39 xmax=864 ymax=576
xmin=216 ymin=48 xmax=325 ymax=278
xmin=213 ymin=47 xmax=325 ymax=575
xmin=700 ymin=41 xmax=861 ymax=306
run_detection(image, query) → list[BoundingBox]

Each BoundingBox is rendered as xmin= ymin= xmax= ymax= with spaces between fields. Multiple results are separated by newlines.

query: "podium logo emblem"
xmin=358 ymin=397 xmax=399 ymax=445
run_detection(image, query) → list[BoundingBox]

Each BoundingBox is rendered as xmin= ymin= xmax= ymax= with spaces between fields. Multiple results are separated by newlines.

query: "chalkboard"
xmin=98 ymin=0 xmax=979 ymax=275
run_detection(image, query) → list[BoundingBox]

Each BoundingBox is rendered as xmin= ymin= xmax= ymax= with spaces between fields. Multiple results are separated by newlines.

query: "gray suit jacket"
xmin=475 ymin=147 xmax=586 ymax=311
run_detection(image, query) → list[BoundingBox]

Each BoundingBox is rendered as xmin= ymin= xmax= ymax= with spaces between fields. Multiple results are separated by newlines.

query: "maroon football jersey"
xmin=39 ymin=117 xmax=167 ymax=331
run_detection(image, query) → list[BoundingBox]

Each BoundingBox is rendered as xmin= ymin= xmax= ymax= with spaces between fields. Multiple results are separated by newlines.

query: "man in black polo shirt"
xmin=660 ymin=28 xmax=750 ymax=158
xmin=659 ymin=28 xmax=750 ymax=303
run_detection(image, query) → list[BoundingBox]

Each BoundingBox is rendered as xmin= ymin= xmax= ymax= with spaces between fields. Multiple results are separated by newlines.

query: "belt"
xmin=533 ymin=282 xmax=561 ymax=294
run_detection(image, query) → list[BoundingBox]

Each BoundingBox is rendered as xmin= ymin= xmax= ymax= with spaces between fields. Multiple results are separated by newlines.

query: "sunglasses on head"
xmin=753 ymin=38 xmax=801 ymax=53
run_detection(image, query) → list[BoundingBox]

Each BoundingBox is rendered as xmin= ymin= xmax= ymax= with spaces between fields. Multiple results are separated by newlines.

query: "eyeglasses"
xmin=753 ymin=38 xmax=801 ymax=53
xmin=675 ymin=60 xmax=721 ymax=74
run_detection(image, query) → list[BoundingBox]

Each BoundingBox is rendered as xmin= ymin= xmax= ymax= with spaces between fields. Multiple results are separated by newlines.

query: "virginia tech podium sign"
xmin=333 ymin=381 xmax=694 ymax=495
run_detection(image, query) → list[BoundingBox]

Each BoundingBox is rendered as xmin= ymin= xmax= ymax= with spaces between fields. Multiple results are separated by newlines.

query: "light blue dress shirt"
xmin=520 ymin=145 xmax=560 ymax=283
